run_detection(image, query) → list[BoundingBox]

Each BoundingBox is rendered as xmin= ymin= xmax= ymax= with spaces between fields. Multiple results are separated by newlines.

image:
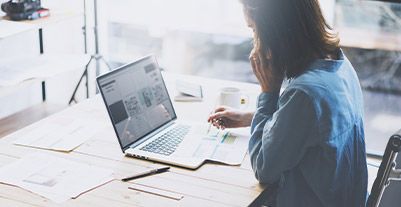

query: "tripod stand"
xmin=69 ymin=0 xmax=111 ymax=105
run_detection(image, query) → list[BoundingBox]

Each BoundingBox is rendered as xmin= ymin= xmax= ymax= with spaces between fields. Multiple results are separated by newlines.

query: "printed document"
xmin=0 ymin=153 xmax=114 ymax=203
xmin=13 ymin=117 xmax=98 ymax=152
xmin=175 ymin=125 xmax=249 ymax=165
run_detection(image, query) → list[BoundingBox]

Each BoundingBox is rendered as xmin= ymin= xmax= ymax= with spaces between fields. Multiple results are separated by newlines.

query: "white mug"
xmin=219 ymin=87 xmax=249 ymax=109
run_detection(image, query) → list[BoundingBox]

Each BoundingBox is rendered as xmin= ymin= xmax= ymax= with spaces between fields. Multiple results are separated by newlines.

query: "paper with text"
xmin=13 ymin=117 xmax=99 ymax=152
xmin=0 ymin=153 xmax=114 ymax=203
xmin=183 ymin=125 xmax=249 ymax=165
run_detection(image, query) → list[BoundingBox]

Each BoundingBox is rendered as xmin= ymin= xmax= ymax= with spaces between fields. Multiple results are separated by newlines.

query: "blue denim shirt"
xmin=249 ymin=50 xmax=368 ymax=207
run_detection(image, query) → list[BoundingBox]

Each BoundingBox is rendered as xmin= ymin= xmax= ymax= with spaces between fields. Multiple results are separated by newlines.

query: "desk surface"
xmin=0 ymin=73 xmax=263 ymax=207
xmin=0 ymin=73 xmax=379 ymax=206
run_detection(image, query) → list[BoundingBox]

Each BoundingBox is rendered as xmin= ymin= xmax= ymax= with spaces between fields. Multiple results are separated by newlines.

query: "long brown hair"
xmin=241 ymin=0 xmax=340 ymax=78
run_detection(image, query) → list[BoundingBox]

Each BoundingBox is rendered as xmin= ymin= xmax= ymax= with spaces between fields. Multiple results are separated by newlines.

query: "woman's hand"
xmin=207 ymin=106 xmax=254 ymax=130
xmin=249 ymin=46 xmax=283 ymax=93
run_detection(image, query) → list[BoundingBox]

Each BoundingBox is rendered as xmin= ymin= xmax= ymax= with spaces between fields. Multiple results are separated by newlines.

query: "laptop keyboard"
xmin=140 ymin=125 xmax=190 ymax=156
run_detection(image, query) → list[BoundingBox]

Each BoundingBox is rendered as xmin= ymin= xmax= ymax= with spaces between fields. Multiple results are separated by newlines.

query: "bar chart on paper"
xmin=192 ymin=127 xmax=248 ymax=165
xmin=220 ymin=132 xmax=237 ymax=144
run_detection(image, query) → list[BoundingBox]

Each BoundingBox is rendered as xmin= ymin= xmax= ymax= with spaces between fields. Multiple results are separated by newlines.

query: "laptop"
xmin=97 ymin=55 xmax=212 ymax=169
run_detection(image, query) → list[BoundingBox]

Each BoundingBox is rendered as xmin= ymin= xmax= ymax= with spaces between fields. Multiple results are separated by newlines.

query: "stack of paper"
xmin=0 ymin=153 xmax=114 ymax=203
xmin=174 ymin=80 xmax=203 ymax=102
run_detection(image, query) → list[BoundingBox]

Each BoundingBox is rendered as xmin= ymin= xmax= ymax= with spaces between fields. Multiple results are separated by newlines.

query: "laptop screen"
xmin=97 ymin=56 xmax=177 ymax=150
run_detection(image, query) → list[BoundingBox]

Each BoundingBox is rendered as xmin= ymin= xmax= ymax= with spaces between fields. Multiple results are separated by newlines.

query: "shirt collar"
xmin=306 ymin=49 xmax=345 ymax=72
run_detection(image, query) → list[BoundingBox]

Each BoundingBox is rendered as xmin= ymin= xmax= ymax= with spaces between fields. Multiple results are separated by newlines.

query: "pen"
xmin=216 ymin=118 xmax=225 ymax=136
xmin=217 ymin=129 xmax=223 ymax=137
xmin=207 ymin=121 xmax=212 ymax=134
xmin=207 ymin=111 xmax=213 ymax=134
xmin=122 ymin=166 xmax=170 ymax=182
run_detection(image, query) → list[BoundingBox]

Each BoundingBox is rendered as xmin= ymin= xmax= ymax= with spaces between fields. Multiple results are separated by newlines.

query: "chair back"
xmin=367 ymin=130 xmax=401 ymax=207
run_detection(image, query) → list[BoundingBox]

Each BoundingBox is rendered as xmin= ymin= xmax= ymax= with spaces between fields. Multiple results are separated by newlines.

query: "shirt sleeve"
xmin=249 ymin=88 xmax=318 ymax=184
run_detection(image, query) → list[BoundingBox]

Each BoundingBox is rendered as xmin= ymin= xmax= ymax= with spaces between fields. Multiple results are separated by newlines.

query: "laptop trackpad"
xmin=172 ymin=124 xmax=209 ymax=157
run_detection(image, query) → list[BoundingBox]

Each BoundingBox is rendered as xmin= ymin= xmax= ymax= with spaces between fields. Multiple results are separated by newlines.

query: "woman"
xmin=208 ymin=0 xmax=368 ymax=206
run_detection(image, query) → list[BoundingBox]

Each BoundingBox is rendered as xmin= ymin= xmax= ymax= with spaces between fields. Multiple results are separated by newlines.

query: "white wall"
xmin=0 ymin=0 xmax=87 ymax=118
xmin=320 ymin=0 xmax=336 ymax=26
xmin=0 ymin=0 xmax=337 ymax=118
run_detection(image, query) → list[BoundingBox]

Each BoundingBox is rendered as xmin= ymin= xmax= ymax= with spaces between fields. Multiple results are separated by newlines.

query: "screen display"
xmin=98 ymin=56 xmax=176 ymax=149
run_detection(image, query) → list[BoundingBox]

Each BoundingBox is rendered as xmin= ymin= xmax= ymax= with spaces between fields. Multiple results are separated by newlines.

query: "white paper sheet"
xmin=175 ymin=124 xmax=249 ymax=165
xmin=0 ymin=153 xmax=114 ymax=203
xmin=196 ymin=127 xmax=249 ymax=165
xmin=12 ymin=117 xmax=99 ymax=152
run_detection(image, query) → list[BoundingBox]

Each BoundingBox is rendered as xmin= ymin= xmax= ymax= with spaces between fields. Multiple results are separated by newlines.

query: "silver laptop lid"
xmin=97 ymin=55 xmax=177 ymax=152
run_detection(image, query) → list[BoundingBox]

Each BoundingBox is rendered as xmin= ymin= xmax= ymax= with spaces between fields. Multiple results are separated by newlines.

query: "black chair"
xmin=248 ymin=130 xmax=401 ymax=207
xmin=367 ymin=130 xmax=401 ymax=207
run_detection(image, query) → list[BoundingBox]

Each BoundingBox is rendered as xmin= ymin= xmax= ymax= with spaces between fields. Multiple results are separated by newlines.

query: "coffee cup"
xmin=219 ymin=87 xmax=249 ymax=109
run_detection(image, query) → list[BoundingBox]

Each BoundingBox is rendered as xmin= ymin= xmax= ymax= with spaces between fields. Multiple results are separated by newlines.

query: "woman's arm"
xmin=208 ymin=106 xmax=254 ymax=129
xmin=249 ymin=88 xmax=318 ymax=184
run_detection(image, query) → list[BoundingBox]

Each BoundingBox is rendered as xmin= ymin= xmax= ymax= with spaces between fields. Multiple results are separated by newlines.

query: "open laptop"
xmin=96 ymin=55 xmax=215 ymax=169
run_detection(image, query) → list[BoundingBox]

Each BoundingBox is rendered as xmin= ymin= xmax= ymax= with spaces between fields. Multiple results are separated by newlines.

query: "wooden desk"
xmin=0 ymin=103 xmax=65 ymax=138
xmin=0 ymin=73 xmax=263 ymax=206
xmin=0 ymin=73 xmax=380 ymax=206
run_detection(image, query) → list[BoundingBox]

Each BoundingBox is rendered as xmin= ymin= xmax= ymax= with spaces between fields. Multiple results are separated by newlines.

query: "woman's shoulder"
xmin=282 ymin=72 xmax=329 ymax=102
xmin=279 ymin=70 xmax=339 ymax=110
xmin=284 ymin=57 xmax=354 ymax=98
